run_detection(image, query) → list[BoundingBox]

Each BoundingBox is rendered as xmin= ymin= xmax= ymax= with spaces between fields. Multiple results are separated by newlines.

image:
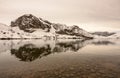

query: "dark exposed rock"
xmin=11 ymin=14 xmax=51 ymax=32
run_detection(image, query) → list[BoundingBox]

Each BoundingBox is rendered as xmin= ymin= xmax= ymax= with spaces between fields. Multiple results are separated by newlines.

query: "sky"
xmin=0 ymin=0 xmax=120 ymax=31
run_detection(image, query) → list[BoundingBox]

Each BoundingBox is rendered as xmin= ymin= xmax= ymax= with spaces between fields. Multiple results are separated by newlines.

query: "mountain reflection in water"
xmin=0 ymin=39 xmax=120 ymax=78
xmin=10 ymin=39 xmax=116 ymax=62
xmin=10 ymin=40 xmax=86 ymax=62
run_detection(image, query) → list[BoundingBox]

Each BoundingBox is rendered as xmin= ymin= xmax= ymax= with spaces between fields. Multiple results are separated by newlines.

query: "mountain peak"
xmin=11 ymin=14 xmax=51 ymax=32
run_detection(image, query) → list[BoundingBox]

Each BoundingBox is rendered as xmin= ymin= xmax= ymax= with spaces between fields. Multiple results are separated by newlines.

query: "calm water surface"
xmin=0 ymin=39 xmax=120 ymax=78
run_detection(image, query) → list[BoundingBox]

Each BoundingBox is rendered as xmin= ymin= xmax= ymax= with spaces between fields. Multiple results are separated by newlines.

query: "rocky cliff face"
xmin=10 ymin=14 xmax=93 ymax=39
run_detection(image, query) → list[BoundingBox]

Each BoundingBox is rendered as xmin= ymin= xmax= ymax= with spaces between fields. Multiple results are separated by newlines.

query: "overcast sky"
xmin=0 ymin=0 xmax=120 ymax=31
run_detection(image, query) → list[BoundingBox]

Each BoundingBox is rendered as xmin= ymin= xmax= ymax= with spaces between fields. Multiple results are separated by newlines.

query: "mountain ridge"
xmin=9 ymin=14 xmax=93 ymax=39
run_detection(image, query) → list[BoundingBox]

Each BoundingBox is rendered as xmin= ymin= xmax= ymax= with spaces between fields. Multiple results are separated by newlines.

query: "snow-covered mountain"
xmin=0 ymin=14 xmax=92 ymax=39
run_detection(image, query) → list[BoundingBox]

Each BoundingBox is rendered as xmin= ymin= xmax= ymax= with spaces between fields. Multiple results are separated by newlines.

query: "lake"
xmin=0 ymin=39 xmax=120 ymax=78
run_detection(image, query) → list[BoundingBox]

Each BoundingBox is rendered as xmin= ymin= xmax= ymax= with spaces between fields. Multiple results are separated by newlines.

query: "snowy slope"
xmin=0 ymin=23 xmax=55 ymax=39
xmin=0 ymin=23 xmax=13 ymax=38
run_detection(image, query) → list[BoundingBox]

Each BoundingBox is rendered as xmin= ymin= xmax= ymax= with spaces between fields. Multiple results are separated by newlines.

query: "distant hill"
xmin=91 ymin=31 xmax=120 ymax=39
